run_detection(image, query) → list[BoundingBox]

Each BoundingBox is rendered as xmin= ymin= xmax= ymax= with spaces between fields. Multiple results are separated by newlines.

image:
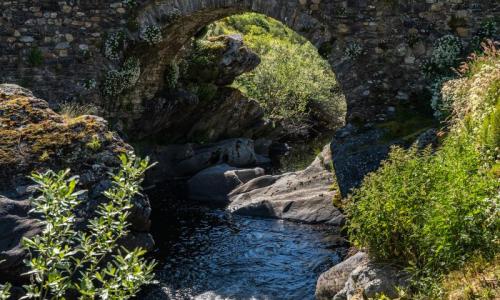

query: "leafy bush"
xmin=347 ymin=45 xmax=500 ymax=295
xmin=13 ymin=153 xmax=156 ymax=299
xmin=207 ymin=13 xmax=346 ymax=136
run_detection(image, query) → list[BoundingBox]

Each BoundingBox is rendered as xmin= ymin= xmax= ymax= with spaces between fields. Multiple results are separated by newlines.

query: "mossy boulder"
xmin=186 ymin=34 xmax=261 ymax=86
xmin=0 ymin=84 xmax=153 ymax=283
xmin=0 ymin=84 xmax=129 ymax=190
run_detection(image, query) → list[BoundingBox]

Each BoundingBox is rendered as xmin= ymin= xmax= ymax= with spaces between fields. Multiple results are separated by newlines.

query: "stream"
xmin=143 ymin=134 xmax=344 ymax=300
xmin=149 ymin=208 xmax=345 ymax=300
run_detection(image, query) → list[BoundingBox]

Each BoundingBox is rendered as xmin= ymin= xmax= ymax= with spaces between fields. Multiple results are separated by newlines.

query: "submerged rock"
xmin=0 ymin=84 xmax=154 ymax=282
xmin=316 ymin=252 xmax=408 ymax=300
xmin=228 ymin=145 xmax=344 ymax=225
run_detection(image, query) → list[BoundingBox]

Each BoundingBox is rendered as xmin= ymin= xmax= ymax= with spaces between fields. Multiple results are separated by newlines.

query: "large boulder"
xmin=0 ymin=84 xmax=154 ymax=282
xmin=228 ymin=145 xmax=344 ymax=224
xmin=316 ymin=252 xmax=408 ymax=300
xmin=316 ymin=252 xmax=369 ymax=300
xmin=187 ymin=164 xmax=264 ymax=205
xmin=0 ymin=196 xmax=41 ymax=284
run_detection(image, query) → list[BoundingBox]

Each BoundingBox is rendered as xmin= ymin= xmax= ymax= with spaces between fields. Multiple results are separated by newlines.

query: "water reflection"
xmin=153 ymin=210 xmax=344 ymax=300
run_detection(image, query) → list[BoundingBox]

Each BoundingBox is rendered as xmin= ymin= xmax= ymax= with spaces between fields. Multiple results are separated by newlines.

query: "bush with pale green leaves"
xmin=1 ymin=153 xmax=156 ymax=300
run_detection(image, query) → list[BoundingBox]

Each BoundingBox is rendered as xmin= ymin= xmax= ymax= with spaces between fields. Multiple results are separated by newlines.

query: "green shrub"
xmin=347 ymin=48 xmax=500 ymax=295
xmin=15 ymin=153 xmax=156 ymax=299
xmin=347 ymin=138 xmax=498 ymax=274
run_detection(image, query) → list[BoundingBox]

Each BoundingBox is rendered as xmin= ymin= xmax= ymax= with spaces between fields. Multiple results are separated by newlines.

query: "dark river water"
xmin=147 ymin=209 xmax=345 ymax=300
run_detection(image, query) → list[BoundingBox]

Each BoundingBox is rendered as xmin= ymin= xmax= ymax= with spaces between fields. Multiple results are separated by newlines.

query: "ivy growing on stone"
xmin=164 ymin=61 xmax=179 ymax=90
xmin=103 ymin=57 xmax=141 ymax=96
xmin=27 ymin=47 xmax=44 ymax=67
xmin=140 ymin=25 xmax=163 ymax=45
xmin=104 ymin=31 xmax=125 ymax=61
xmin=82 ymin=79 xmax=97 ymax=90
xmin=122 ymin=0 xmax=137 ymax=7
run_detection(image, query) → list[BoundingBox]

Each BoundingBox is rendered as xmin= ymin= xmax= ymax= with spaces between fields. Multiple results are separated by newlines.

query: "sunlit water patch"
xmin=148 ymin=209 xmax=344 ymax=300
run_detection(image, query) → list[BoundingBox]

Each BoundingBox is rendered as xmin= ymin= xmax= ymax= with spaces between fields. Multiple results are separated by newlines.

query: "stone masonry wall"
xmin=0 ymin=0 xmax=498 ymax=193
xmin=0 ymin=1 xmax=498 ymax=131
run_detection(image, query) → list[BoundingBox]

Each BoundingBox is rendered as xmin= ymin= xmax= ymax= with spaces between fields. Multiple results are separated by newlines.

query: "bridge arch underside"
xmin=122 ymin=0 xmax=403 ymax=130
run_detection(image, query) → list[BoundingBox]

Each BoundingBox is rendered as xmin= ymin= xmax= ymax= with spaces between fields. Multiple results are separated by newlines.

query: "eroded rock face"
xmin=0 ymin=196 xmax=41 ymax=284
xmin=316 ymin=252 xmax=408 ymax=300
xmin=132 ymin=35 xmax=267 ymax=143
xmin=0 ymin=84 xmax=153 ymax=282
xmin=228 ymin=145 xmax=344 ymax=225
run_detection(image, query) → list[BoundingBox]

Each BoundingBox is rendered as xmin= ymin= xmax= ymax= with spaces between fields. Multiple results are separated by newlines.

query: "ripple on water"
xmin=154 ymin=210 xmax=344 ymax=300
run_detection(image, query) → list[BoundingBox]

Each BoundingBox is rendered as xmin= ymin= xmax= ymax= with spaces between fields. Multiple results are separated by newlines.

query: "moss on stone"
xmin=0 ymin=86 xmax=129 ymax=190
xmin=377 ymin=106 xmax=437 ymax=143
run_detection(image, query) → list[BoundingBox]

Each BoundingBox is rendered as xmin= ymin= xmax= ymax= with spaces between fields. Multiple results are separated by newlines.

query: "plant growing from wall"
xmin=430 ymin=35 xmax=462 ymax=71
xmin=470 ymin=20 xmax=497 ymax=52
xmin=104 ymin=31 xmax=125 ymax=61
xmin=103 ymin=57 xmax=141 ymax=96
xmin=422 ymin=35 xmax=463 ymax=119
xmin=140 ymin=25 xmax=162 ymax=45
xmin=82 ymin=79 xmax=97 ymax=90
xmin=122 ymin=0 xmax=137 ymax=7
xmin=18 ymin=153 xmax=156 ymax=299
xmin=27 ymin=47 xmax=44 ymax=67
xmin=164 ymin=61 xmax=179 ymax=90
xmin=344 ymin=42 xmax=363 ymax=60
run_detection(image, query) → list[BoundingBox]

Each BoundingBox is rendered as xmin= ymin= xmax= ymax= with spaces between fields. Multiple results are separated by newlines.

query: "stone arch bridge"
xmin=0 ymin=0 xmax=498 ymax=192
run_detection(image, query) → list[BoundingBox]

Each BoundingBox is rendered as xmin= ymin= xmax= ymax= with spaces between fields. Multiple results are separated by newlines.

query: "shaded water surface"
xmin=152 ymin=209 xmax=344 ymax=300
